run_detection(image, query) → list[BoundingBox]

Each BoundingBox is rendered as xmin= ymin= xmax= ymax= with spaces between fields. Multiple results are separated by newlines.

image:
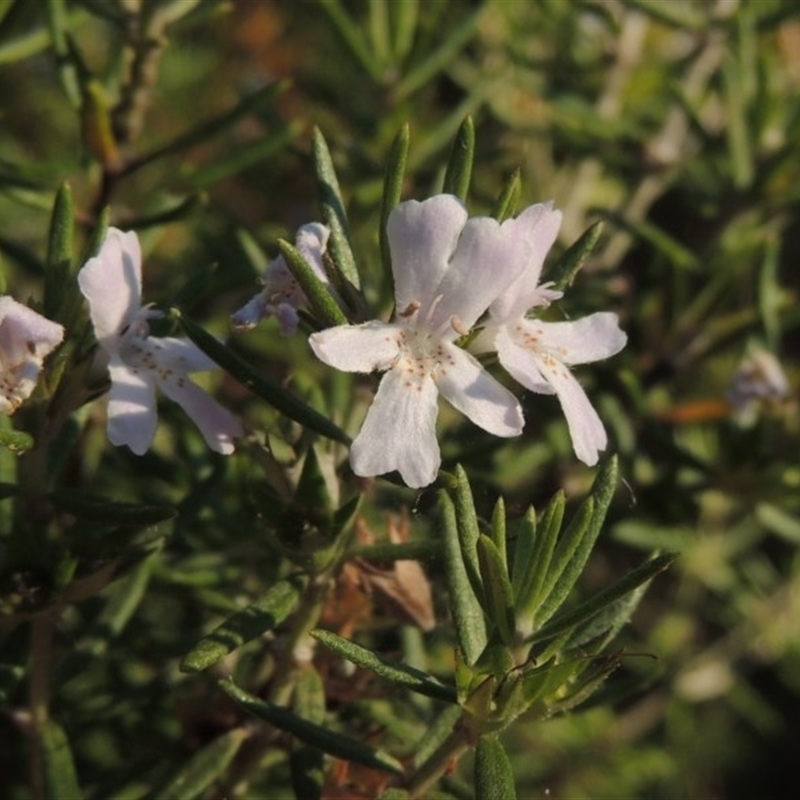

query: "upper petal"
xmin=0 ymin=296 xmax=64 ymax=362
xmin=106 ymin=359 xmax=158 ymax=455
xmin=350 ymin=369 xmax=441 ymax=488
xmin=428 ymin=213 xmax=533 ymax=336
xmin=309 ymin=322 xmax=401 ymax=373
xmin=295 ymin=222 xmax=331 ymax=284
xmin=78 ymin=228 xmax=143 ymax=346
xmin=387 ymin=195 xmax=468 ymax=315
xmin=435 ymin=344 xmax=524 ymax=437
xmin=520 ymin=313 xmax=627 ymax=365
xmin=489 ymin=203 xmax=562 ymax=322
xmin=149 ymin=336 xmax=221 ymax=373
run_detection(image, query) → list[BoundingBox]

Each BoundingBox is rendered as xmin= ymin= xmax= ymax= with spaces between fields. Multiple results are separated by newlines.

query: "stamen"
xmin=399 ymin=300 xmax=421 ymax=318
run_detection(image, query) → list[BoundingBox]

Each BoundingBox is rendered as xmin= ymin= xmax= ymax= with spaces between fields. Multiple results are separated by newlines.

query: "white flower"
xmin=472 ymin=203 xmax=627 ymax=466
xmin=231 ymin=223 xmax=330 ymax=335
xmin=0 ymin=296 xmax=64 ymax=414
xmin=309 ymin=194 xmax=535 ymax=489
xmin=78 ymin=228 xmax=242 ymax=455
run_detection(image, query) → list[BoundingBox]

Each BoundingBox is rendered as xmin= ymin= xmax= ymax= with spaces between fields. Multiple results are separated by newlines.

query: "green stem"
xmin=28 ymin=614 xmax=54 ymax=800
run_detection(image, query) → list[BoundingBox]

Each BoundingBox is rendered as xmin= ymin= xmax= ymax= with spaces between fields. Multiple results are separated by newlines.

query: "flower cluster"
xmin=3 ymin=194 xmax=624 ymax=483
xmin=307 ymin=195 xmax=626 ymax=488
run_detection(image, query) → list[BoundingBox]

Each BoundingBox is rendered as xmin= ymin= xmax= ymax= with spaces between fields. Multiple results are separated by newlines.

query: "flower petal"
xmin=157 ymin=373 xmax=242 ymax=454
xmin=489 ymin=203 xmax=562 ymax=322
xmin=151 ymin=336 xmax=221 ymax=373
xmin=309 ymin=322 xmax=401 ymax=373
xmin=521 ymin=313 xmax=627 ymax=365
xmin=387 ymin=195 xmax=468 ymax=315
xmin=78 ymin=228 xmax=142 ymax=346
xmin=295 ymin=222 xmax=331 ymax=284
xmin=436 ymin=344 xmax=524 ymax=437
xmin=493 ymin=326 xmax=555 ymax=395
xmin=429 ymin=214 xmax=533 ymax=336
xmin=0 ymin=297 xmax=64 ymax=361
xmin=106 ymin=359 xmax=158 ymax=455
xmin=350 ymin=369 xmax=440 ymax=488
xmin=534 ymin=355 xmax=608 ymax=466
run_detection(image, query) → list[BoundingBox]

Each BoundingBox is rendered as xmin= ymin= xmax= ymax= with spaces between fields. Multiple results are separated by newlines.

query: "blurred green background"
xmin=2 ymin=0 xmax=799 ymax=797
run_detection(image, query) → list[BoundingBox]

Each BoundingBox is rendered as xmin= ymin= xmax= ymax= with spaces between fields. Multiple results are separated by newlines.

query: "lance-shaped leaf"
xmin=544 ymin=220 xmax=603 ymax=291
xmin=534 ymin=457 xmax=619 ymax=626
xmin=189 ymin=124 xmax=301 ymax=189
xmin=412 ymin=705 xmax=462 ymax=770
xmin=291 ymin=665 xmax=326 ymax=800
xmin=220 ymin=678 xmax=403 ymax=774
xmin=154 ymin=728 xmax=248 ymax=800
xmin=527 ymin=552 xmax=676 ymax=646
xmin=44 ymin=182 xmax=73 ymax=322
xmin=295 ymin=446 xmax=336 ymax=528
xmin=513 ymin=492 xmax=564 ymax=620
xmin=491 ymin=169 xmax=521 ymax=223
xmin=181 ymin=575 xmax=306 ymax=672
xmin=490 ymin=496 xmax=507 ymax=567
xmin=442 ymin=116 xmax=474 ymax=201
xmin=46 ymin=0 xmax=81 ymax=107
xmin=476 ymin=535 xmax=515 ymax=647
xmin=349 ymin=538 xmax=441 ymax=563
xmin=48 ymin=490 xmax=176 ymax=525
xmin=127 ymin=82 xmax=288 ymax=173
xmin=547 ymin=653 xmax=622 ymax=715
xmin=441 ymin=491 xmax=487 ymax=665
xmin=173 ymin=309 xmax=350 ymax=444
xmin=312 ymin=127 xmax=359 ymax=288
xmin=392 ymin=6 xmax=482 ymax=101
xmin=277 ymin=238 xmax=347 ymax=329
xmin=475 ymin=735 xmax=517 ymax=800
xmin=318 ymin=0 xmax=383 ymax=81
xmin=311 ymin=629 xmax=457 ymax=703
xmin=452 ymin=464 xmax=483 ymax=601
xmin=380 ymin=124 xmax=410 ymax=279
xmin=41 ymin=720 xmax=82 ymax=800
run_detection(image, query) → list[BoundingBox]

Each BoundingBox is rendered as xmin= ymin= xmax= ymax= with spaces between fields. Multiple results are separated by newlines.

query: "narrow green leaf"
xmin=312 ymin=127 xmax=360 ymax=288
xmin=476 ymin=536 xmax=516 ymax=646
xmin=41 ymin=720 xmax=82 ymax=800
xmin=44 ymin=182 xmax=74 ymax=321
xmin=545 ymin=220 xmax=603 ymax=291
xmin=475 ymin=736 xmax=517 ymax=800
xmin=440 ymin=491 xmax=487 ymax=665
xmin=368 ymin=0 xmax=391 ymax=67
xmin=220 ymin=677 xmax=404 ymax=774
xmin=380 ymin=124 xmax=410 ymax=279
xmin=723 ymin=57 xmax=753 ymax=189
xmin=756 ymin=503 xmax=800 ymax=545
xmin=188 ymin=124 xmax=301 ymax=189
xmin=490 ymin=496 xmax=507 ymax=568
xmin=453 ymin=464 xmax=483 ymax=600
xmin=513 ymin=493 xmax=564 ymax=619
xmin=277 ymin=238 xmax=347 ymax=328
xmin=390 ymin=0 xmax=418 ymax=61
xmin=127 ymin=195 xmax=205 ymax=231
xmin=442 ymin=116 xmax=474 ymax=201
xmin=0 ymin=429 xmax=34 ymax=454
xmin=535 ymin=457 xmax=619 ymax=625
xmin=533 ymin=497 xmax=594 ymax=625
xmin=349 ymin=538 xmax=441 ymax=563
xmin=603 ymin=213 xmax=698 ymax=271
xmin=295 ymin=446 xmax=335 ymax=526
xmin=392 ymin=7 xmax=482 ymax=101
xmin=181 ymin=575 xmax=306 ymax=672
xmin=312 ymin=629 xmax=457 ymax=703
xmin=127 ymin=82 xmax=288 ymax=173
xmin=547 ymin=654 xmax=621 ymax=714
xmin=412 ymin=705 xmax=462 ymax=770
xmin=46 ymin=0 xmax=81 ymax=107
xmin=83 ymin=206 xmax=110 ymax=262
xmin=154 ymin=728 xmax=248 ymax=800
xmin=291 ymin=665 xmax=326 ymax=800
xmin=528 ymin=553 xmax=676 ymax=645
xmin=173 ymin=309 xmax=350 ymax=444
xmin=491 ymin=169 xmax=521 ymax=222
xmin=318 ymin=0 xmax=383 ymax=81
xmin=48 ymin=490 xmax=176 ymax=525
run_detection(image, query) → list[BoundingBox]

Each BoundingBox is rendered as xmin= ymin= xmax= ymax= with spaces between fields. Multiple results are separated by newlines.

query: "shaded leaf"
xmin=442 ymin=116 xmax=474 ymax=201
xmin=475 ymin=735 xmax=516 ymax=800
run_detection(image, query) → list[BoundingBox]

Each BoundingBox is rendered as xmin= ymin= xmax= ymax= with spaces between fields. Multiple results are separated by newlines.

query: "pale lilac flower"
xmin=727 ymin=347 xmax=791 ymax=417
xmin=472 ymin=202 xmax=627 ymax=466
xmin=310 ymin=194 xmax=534 ymax=489
xmin=0 ymin=296 xmax=64 ymax=414
xmin=78 ymin=228 xmax=242 ymax=455
xmin=231 ymin=223 xmax=330 ymax=335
